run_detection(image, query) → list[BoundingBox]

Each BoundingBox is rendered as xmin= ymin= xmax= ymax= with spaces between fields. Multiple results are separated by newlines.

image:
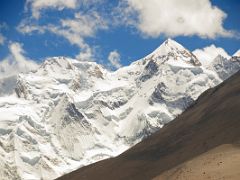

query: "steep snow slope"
xmin=0 ymin=39 xmax=239 ymax=180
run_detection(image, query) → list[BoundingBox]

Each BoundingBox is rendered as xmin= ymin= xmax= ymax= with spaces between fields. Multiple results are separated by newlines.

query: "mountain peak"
xmin=164 ymin=38 xmax=184 ymax=49
xmin=39 ymin=56 xmax=74 ymax=73
xmin=145 ymin=38 xmax=201 ymax=66
xmin=145 ymin=38 xmax=184 ymax=59
xmin=158 ymin=38 xmax=185 ymax=53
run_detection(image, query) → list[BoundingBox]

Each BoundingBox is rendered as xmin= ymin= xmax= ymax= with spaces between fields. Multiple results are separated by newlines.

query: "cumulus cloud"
xmin=25 ymin=0 xmax=104 ymax=19
xmin=193 ymin=44 xmax=230 ymax=65
xmin=108 ymin=50 xmax=122 ymax=69
xmin=25 ymin=0 xmax=78 ymax=19
xmin=0 ymin=42 xmax=38 ymax=78
xmin=119 ymin=0 xmax=233 ymax=38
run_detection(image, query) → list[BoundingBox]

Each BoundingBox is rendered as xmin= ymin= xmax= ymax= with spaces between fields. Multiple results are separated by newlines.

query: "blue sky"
xmin=0 ymin=0 xmax=239 ymax=68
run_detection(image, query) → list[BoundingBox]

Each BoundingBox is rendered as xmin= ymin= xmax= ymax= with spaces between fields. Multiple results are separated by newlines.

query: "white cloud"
xmin=61 ymin=12 xmax=107 ymax=37
xmin=108 ymin=50 xmax=122 ymax=69
xmin=193 ymin=44 xmax=230 ymax=65
xmin=25 ymin=0 xmax=104 ymax=19
xmin=17 ymin=19 xmax=45 ymax=34
xmin=75 ymin=45 xmax=93 ymax=61
xmin=0 ymin=42 xmax=38 ymax=78
xmin=26 ymin=0 xmax=78 ymax=19
xmin=19 ymin=0 xmax=109 ymax=61
xmin=47 ymin=12 xmax=108 ymax=61
xmin=119 ymin=0 xmax=233 ymax=38
xmin=18 ymin=11 xmax=108 ymax=61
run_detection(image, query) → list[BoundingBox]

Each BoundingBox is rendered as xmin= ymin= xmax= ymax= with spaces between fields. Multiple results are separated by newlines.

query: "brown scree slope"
xmin=154 ymin=144 xmax=240 ymax=180
xmin=57 ymin=71 xmax=240 ymax=180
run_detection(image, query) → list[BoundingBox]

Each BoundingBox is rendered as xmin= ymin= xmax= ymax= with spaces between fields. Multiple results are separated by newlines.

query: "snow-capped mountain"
xmin=0 ymin=39 xmax=239 ymax=180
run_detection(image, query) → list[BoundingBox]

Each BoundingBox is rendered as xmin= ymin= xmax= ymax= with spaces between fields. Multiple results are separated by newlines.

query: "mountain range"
xmin=0 ymin=39 xmax=239 ymax=180
xmin=58 ymin=64 xmax=240 ymax=180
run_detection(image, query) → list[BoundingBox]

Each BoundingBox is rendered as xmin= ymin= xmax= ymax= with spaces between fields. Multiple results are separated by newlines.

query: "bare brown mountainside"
xmin=57 ymin=71 xmax=240 ymax=180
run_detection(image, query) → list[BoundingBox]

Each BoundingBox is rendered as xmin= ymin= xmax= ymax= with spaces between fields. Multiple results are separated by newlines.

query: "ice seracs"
xmin=0 ymin=39 xmax=239 ymax=180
